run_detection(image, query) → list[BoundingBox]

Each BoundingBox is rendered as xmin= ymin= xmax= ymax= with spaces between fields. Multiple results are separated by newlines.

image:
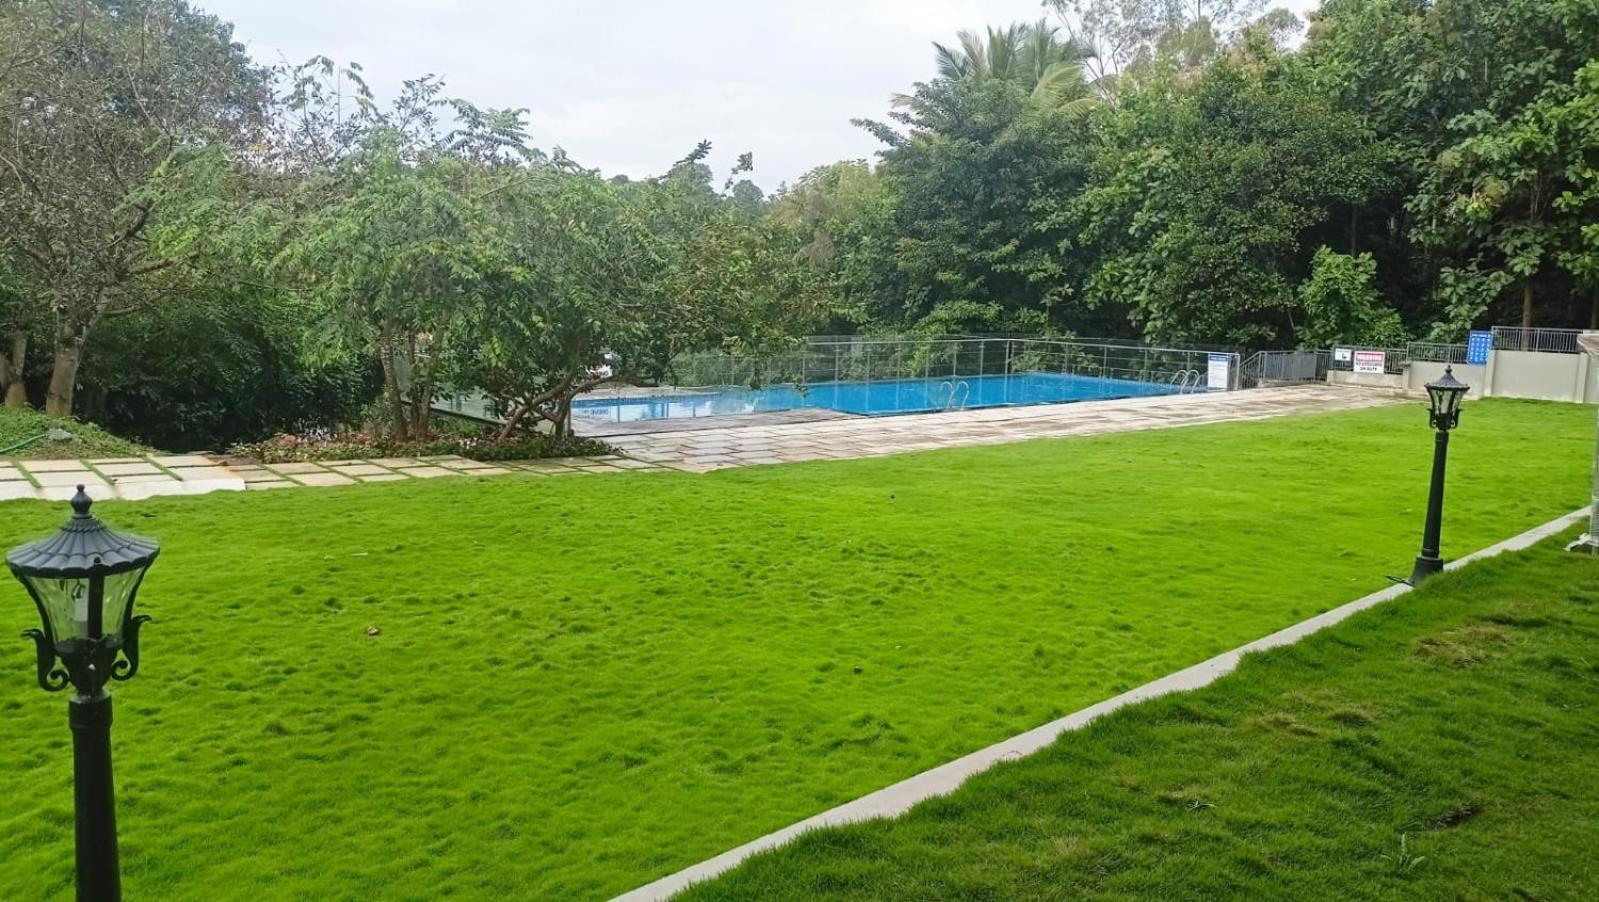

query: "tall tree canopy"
xmin=0 ymin=0 xmax=269 ymax=416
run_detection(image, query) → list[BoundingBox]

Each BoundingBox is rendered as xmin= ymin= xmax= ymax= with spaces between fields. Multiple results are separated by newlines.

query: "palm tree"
xmin=910 ymin=19 xmax=1097 ymax=109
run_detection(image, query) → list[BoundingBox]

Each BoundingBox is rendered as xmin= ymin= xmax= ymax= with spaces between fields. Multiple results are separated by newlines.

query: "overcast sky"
xmin=202 ymin=0 xmax=1321 ymax=191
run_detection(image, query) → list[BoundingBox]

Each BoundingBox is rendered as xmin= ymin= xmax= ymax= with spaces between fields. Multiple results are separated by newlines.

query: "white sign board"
xmin=1352 ymin=350 xmax=1386 ymax=374
xmin=1333 ymin=347 xmax=1353 ymax=362
xmin=1206 ymin=354 xmax=1230 ymax=389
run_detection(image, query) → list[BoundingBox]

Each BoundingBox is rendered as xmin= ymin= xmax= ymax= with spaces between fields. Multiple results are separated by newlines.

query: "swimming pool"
xmin=571 ymin=371 xmax=1189 ymax=423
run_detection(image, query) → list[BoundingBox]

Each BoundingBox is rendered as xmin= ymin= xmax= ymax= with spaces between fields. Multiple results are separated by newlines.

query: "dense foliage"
xmin=1 ymin=0 xmax=1596 ymax=445
xmin=788 ymin=0 xmax=1599 ymax=344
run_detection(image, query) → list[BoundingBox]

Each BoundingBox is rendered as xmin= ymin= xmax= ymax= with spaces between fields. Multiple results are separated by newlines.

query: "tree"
xmin=1077 ymin=42 xmax=1392 ymax=345
xmin=0 ymin=256 xmax=31 ymax=407
xmin=453 ymin=167 xmax=827 ymax=437
xmin=1412 ymin=54 xmax=1599 ymax=330
xmin=1296 ymin=247 xmax=1406 ymax=348
xmin=920 ymin=19 xmax=1095 ymax=106
xmin=0 ymin=0 xmax=269 ymax=416
xmin=1047 ymin=0 xmax=1275 ymax=88
xmin=266 ymin=66 xmax=536 ymax=440
xmin=767 ymin=161 xmax=899 ymax=331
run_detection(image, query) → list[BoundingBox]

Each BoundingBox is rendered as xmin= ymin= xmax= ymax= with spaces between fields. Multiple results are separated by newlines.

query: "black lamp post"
xmin=8 ymin=487 xmax=160 ymax=902
xmin=1409 ymin=366 xmax=1470 ymax=585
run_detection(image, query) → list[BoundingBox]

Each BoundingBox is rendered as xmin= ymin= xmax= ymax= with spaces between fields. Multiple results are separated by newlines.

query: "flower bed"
xmin=230 ymin=429 xmax=613 ymax=464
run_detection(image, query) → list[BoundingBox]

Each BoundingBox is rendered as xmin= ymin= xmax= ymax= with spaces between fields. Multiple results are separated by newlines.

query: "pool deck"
xmin=598 ymin=384 xmax=1408 ymax=472
xmin=575 ymin=406 xmax=855 ymax=438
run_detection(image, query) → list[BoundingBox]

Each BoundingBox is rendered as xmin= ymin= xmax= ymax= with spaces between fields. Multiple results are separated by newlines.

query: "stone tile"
xmin=20 ymin=459 xmax=91 ymax=472
xmin=168 ymin=467 xmax=237 ymax=482
xmin=0 ymin=467 xmax=26 ymax=481
xmin=87 ymin=457 xmax=144 ymax=464
xmin=266 ymin=462 xmax=330 ymax=475
xmin=149 ymin=455 xmax=214 ymax=467
xmin=329 ymin=464 xmax=392 ymax=477
xmin=505 ymin=460 xmax=576 ymax=472
xmin=396 ymin=466 xmax=459 ymax=479
xmin=608 ymin=459 xmax=658 ymax=469
xmin=240 ymin=471 xmax=286 ymax=484
xmin=369 ymin=457 xmax=424 ymax=468
xmin=438 ymin=459 xmax=496 ymax=470
xmin=31 ymin=471 xmax=102 ymax=487
xmin=245 ymin=480 xmax=296 ymax=491
xmin=115 ymin=480 xmax=197 ymax=501
xmin=463 ymin=467 xmax=513 ymax=476
xmin=40 ymin=482 xmax=109 ymax=501
xmin=355 ymin=473 xmax=408 ymax=483
xmin=95 ymin=462 xmax=162 ymax=476
xmin=317 ymin=459 xmax=362 ymax=467
xmin=287 ymin=472 xmax=357 ymax=487
xmin=418 ymin=454 xmax=465 ymax=462
xmin=0 ymin=482 xmax=41 ymax=501
xmin=108 ymin=473 xmax=179 ymax=485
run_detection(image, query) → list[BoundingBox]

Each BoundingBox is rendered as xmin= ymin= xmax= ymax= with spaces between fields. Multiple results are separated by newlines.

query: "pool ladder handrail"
xmin=1169 ymin=369 xmax=1204 ymax=393
xmin=935 ymin=379 xmax=971 ymax=411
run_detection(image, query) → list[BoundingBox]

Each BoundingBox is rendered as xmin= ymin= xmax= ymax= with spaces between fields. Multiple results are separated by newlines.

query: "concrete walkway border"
xmin=615 ymin=505 xmax=1592 ymax=901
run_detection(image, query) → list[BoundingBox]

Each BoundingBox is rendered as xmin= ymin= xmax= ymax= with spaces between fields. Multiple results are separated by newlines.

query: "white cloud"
xmin=202 ymin=0 xmax=1322 ymax=190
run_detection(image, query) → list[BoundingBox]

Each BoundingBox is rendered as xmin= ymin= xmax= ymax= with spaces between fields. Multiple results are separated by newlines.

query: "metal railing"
xmin=1405 ymin=341 xmax=1469 ymax=363
xmin=1491 ymin=326 xmax=1584 ymax=354
xmin=1242 ymin=350 xmax=1329 ymax=386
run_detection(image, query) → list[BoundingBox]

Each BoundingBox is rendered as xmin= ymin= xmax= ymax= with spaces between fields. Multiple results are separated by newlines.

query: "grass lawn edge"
xmin=618 ymin=503 xmax=1594 ymax=902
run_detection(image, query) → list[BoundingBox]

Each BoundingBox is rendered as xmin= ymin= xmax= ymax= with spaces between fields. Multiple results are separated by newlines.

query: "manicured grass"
xmin=686 ymin=531 xmax=1599 ymax=900
xmin=0 ymin=398 xmax=1589 ymax=899
xmin=0 ymin=406 xmax=152 ymax=460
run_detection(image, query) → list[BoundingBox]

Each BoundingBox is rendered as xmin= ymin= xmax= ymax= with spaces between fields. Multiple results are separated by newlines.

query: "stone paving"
xmin=0 ymin=453 xmax=662 ymax=502
xmin=1 ymin=386 xmax=1406 ymax=502
xmin=604 ymin=385 xmax=1406 ymax=472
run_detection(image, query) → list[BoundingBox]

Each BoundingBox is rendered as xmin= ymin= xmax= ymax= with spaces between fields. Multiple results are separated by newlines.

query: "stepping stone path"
xmin=0 ymin=453 xmax=660 ymax=503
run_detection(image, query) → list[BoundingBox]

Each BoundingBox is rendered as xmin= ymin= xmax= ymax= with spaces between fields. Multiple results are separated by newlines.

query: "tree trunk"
xmin=1590 ymin=284 xmax=1598 ymax=330
xmin=377 ymin=327 xmax=411 ymax=441
xmin=0 ymin=331 xmax=27 ymax=408
xmin=45 ymin=333 xmax=83 ymax=418
xmin=553 ymin=397 xmax=573 ymax=438
xmin=408 ymin=334 xmax=432 ymax=440
xmin=1521 ymin=281 xmax=1534 ymax=330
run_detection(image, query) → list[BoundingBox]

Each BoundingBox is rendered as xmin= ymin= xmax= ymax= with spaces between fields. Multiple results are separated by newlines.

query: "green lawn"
xmin=686 ymin=530 xmax=1599 ymax=900
xmin=0 ymin=399 xmax=1589 ymax=900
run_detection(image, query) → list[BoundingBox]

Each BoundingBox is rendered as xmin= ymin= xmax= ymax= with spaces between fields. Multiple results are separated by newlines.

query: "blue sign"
xmin=1466 ymin=330 xmax=1493 ymax=365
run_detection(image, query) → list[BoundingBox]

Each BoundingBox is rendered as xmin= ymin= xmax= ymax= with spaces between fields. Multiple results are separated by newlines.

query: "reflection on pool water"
xmin=571 ymin=371 xmax=1190 ymax=424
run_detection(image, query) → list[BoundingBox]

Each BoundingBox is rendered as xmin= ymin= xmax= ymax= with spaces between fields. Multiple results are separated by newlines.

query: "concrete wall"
xmin=1329 ymin=370 xmax=1405 ymax=390
xmin=1485 ymin=350 xmax=1594 ymax=403
xmin=1348 ymin=351 xmax=1597 ymax=404
xmin=1405 ymin=361 xmax=1487 ymax=395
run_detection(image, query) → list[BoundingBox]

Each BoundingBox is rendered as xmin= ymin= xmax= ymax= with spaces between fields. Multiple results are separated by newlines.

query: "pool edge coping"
xmin=611 ymin=504 xmax=1593 ymax=901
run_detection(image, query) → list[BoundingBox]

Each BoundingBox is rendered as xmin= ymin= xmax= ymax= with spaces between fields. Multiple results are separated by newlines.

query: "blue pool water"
xmin=571 ymin=371 xmax=1188 ymax=424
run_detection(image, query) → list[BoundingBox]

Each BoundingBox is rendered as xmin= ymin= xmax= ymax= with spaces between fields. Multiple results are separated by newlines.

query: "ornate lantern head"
xmin=1424 ymin=366 xmax=1470 ymax=431
xmin=7 ymin=487 xmax=160 ymax=694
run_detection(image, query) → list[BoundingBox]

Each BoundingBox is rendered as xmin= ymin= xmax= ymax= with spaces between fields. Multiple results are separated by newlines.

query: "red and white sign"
xmin=1352 ymin=350 xmax=1386 ymax=374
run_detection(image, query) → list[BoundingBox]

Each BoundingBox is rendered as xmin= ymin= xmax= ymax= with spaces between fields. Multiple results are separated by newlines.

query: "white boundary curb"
xmin=614 ymin=506 xmax=1591 ymax=901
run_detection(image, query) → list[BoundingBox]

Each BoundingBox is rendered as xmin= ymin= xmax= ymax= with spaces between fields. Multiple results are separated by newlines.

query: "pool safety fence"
xmin=654 ymin=338 xmax=1241 ymax=400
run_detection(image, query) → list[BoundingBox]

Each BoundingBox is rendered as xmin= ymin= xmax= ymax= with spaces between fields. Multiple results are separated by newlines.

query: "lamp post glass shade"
xmin=1425 ymin=365 xmax=1470 ymax=430
xmin=7 ymin=486 xmax=159 ymax=691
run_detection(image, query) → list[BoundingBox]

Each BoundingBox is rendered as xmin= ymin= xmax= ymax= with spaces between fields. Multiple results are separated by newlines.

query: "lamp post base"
xmin=1409 ymin=554 xmax=1444 ymax=585
xmin=1567 ymin=534 xmax=1599 ymax=555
